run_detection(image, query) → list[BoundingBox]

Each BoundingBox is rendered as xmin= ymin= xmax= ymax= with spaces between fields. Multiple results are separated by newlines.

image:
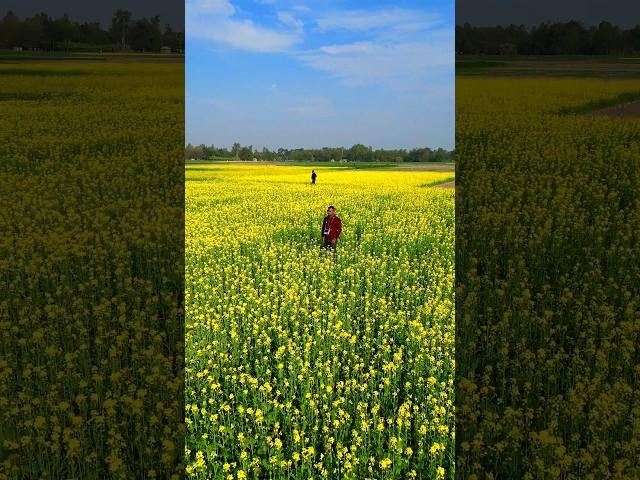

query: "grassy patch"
xmin=419 ymin=176 xmax=456 ymax=187
xmin=456 ymin=60 xmax=506 ymax=72
xmin=185 ymin=167 xmax=224 ymax=172
xmin=558 ymin=90 xmax=640 ymax=114
xmin=0 ymin=92 xmax=77 ymax=102
xmin=185 ymin=160 xmax=454 ymax=170
xmin=0 ymin=67 xmax=95 ymax=76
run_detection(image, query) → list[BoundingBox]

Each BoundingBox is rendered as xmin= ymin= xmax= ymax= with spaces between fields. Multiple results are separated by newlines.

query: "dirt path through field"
xmin=591 ymin=101 xmax=640 ymax=118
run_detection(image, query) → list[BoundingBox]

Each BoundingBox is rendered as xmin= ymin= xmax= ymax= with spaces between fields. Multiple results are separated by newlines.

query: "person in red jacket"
xmin=321 ymin=205 xmax=342 ymax=250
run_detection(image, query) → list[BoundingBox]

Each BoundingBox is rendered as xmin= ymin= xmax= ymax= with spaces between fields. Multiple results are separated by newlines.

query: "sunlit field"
xmin=185 ymin=165 xmax=455 ymax=479
xmin=457 ymin=77 xmax=640 ymax=479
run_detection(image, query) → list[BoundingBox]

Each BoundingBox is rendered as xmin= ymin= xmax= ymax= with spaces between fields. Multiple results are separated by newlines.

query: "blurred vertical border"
xmin=456 ymin=1 xmax=640 ymax=479
xmin=0 ymin=2 xmax=184 ymax=479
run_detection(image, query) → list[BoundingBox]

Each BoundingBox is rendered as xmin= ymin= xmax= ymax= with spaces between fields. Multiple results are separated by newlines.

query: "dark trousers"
xmin=322 ymin=239 xmax=336 ymax=250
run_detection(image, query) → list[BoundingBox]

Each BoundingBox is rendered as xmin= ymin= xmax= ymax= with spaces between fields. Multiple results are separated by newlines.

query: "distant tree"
xmin=276 ymin=148 xmax=287 ymax=161
xmin=0 ymin=11 xmax=21 ymax=48
xmin=185 ymin=143 xmax=453 ymax=163
xmin=348 ymin=144 xmax=373 ymax=163
xmin=111 ymin=9 xmax=131 ymax=50
xmin=406 ymin=149 xmax=420 ymax=162
xmin=593 ymin=21 xmax=623 ymax=54
xmin=0 ymin=9 xmax=183 ymax=52
xmin=162 ymin=23 xmax=177 ymax=50
xmin=185 ymin=143 xmax=194 ymax=159
xmin=260 ymin=148 xmax=273 ymax=162
xmin=456 ymin=20 xmax=635 ymax=55
xmin=76 ymin=21 xmax=110 ymax=46
xmin=432 ymin=148 xmax=451 ymax=162
xmin=19 ymin=15 xmax=44 ymax=49
xmin=129 ymin=15 xmax=162 ymax=51
xmin=627 ymin=25 xmax=640 ymax=53
xmin=231 ymin=143 xmax=241 ymax=161
xmin=239 ymin=145 xmax=253 ymax=161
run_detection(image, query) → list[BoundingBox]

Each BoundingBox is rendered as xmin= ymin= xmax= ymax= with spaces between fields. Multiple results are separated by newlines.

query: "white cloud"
xmin=277 ymin=11 xmax=303 ymax=30
xmin=299 ymin=31 xmax=453 ymax=88
xmin=187 ymin=0 xmax=301 ymax=52
xmin=317 ymin=8 xmax=442 ymax=32
xmin=304 ymin=6 xmax=452 ymax=89
xmin=191 ymin=19 xmax=299 ymax=52
xmin=292 ymin=4 xmax=310 ymax=13
xmin=187 ymin=0 xmax=235 ymax=15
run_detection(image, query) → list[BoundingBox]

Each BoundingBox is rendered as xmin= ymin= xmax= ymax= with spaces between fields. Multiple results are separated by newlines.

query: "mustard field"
xmin=185 ymin=165 xmax=455 ymax=479
xmin=0 ymin=61 xmax=184 ymax=479
xmin=456 ymin=77 xmax=640 ymax=479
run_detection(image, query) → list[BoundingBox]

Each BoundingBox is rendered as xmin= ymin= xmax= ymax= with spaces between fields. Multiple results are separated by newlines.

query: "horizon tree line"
xmin=0 ymin=9 xmax=183 ymax=52
xmin=185 ymin=143 xmax=455 ymax=163
xmin=457 ymin=20 xmax=640 ymax=55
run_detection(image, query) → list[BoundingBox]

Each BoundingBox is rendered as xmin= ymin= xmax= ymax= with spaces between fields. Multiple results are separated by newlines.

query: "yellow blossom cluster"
xmin=0 ymin=61 xmax=184 ymax=478
xmin=456 ymin=76 xmax=640 ymax=478
xmin=186 ymin=165 xmax=455 ymax=478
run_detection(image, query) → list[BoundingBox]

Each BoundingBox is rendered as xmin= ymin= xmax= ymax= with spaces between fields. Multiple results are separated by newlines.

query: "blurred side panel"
xmin=0 ymin=2 xmax=184 ymax=478
xmin=456 ymin=1 xmax=640 ymax=478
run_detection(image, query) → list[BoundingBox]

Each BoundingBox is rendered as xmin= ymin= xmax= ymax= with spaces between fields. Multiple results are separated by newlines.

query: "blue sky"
xmin=186 ymin=0 xmax=454 ymax=150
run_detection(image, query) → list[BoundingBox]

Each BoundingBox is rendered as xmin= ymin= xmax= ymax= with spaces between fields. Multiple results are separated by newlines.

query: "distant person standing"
xmin=311 ymin=170 xmax=317 ymax=185
xmin=321 ymin=205 xmax=342 ymax=251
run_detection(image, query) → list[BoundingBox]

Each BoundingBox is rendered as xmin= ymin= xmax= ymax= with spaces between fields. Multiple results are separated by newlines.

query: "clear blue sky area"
xmin=186 ymin=0 xmax=454 ymax=150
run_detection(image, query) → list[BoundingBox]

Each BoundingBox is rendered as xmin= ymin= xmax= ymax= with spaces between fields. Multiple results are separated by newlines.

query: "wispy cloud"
xmin=189 ymin=0 xmax=236 ymax=15
xmin=277 ymin=11 xmax=303 ymax=30
xmin=299 ymin=31 xmax=453 ymax=87
xmin=285 ymin=96 xmax=333 ymax=116
xmin=316 ymin=8 xmax=442 ymax=32
xmin=291 ymin=6 xmax=453 ymax=89
xmin=187 ymin=0 xmax=301 ymax=52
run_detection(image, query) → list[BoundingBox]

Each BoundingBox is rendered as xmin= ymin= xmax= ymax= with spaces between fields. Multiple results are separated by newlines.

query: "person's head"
xmin=327 ymin=205 xmax=336 ymax=217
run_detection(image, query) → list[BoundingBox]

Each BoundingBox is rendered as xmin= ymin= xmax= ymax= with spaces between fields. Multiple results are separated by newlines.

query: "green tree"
xmin=111 ymin=9 xmax=131 ymax=50
xmin=231 ymin=143 xmax=241 ymax=161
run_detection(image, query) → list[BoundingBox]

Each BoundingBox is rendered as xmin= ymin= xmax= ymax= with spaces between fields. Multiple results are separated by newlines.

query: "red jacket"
xmin=321 ymin=215 xmax=342 ymax=242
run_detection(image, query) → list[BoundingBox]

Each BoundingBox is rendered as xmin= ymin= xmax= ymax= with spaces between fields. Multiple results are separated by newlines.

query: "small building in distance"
xmin=160 ymin=46 xmax=172 ymax=54
xmin=13 ymin=46 xmax=23 ymax=52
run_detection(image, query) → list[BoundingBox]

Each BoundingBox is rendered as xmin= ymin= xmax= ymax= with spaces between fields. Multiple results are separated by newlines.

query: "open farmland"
xmin=457 ymin=76 xmax=640 ymax=478
xmin=185 ymin=165 xmax=455 ymax=479
xmin=0 ymin=60 xmax=184 ymax=479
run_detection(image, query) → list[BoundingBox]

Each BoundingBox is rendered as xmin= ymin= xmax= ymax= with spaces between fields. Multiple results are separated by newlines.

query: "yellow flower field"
xmin=456 ymin=76 xmax=640 ymax=479
xmin=0 ymin=60 xmax=184 ymax=479
xmin=186 ymin=165 xmax=455 ymax=479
